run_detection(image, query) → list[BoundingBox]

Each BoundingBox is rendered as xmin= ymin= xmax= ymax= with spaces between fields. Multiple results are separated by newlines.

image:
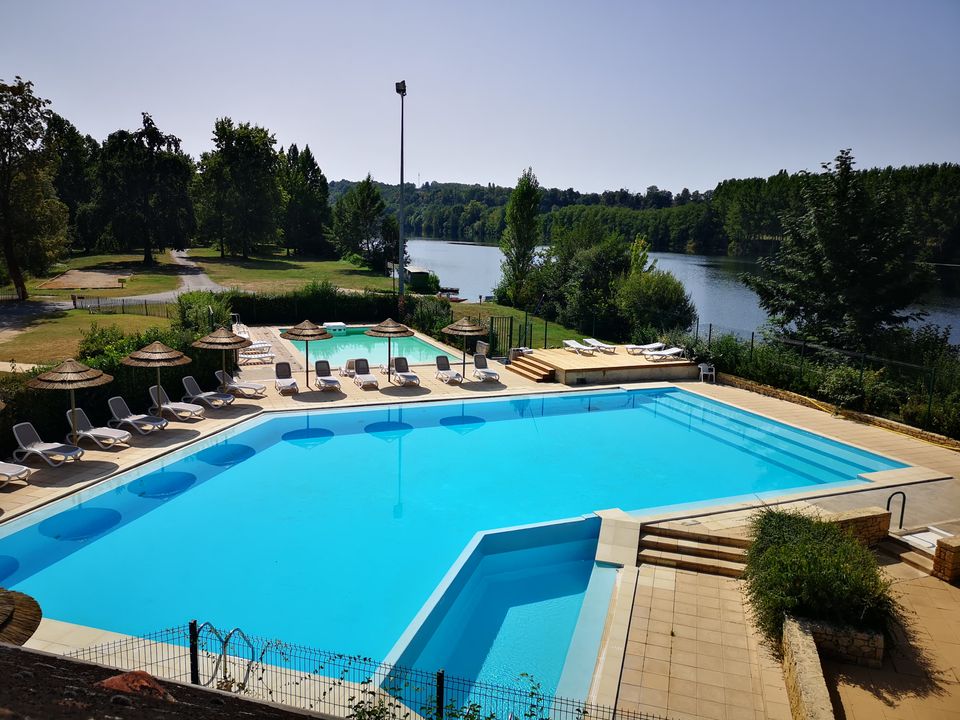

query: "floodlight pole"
xmin=396 ymin=80 xmax=407 ymax=304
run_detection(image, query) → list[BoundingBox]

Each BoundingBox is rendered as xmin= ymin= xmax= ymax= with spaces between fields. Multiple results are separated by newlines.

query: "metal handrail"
xmin=886 ymin=491 xmax=907 ymax=529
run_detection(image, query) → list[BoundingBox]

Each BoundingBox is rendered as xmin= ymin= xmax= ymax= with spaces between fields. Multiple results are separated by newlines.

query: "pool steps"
xmin=876 ymin=536 xmax=935 ymax=575
xmin=636 ymin=523 xmax=750 ymax=578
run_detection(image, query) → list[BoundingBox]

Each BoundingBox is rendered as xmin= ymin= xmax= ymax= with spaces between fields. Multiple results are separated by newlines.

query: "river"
xmin=406 ymin=237 xmax=960 ymax=341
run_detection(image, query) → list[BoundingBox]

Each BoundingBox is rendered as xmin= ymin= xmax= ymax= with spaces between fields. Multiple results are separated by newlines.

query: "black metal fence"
xmin=70 ymin=621 xmax=669 ymax=720
xmin=75 ymin=295 xmax=175 ymax=319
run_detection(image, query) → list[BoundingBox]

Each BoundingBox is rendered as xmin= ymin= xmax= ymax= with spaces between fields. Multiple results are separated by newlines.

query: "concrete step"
xmin=507 ymin=356 xmax=555 ymax=383
xmin=878 ymin=539 xmax=935 ymax=575
xmin=639 ymin=533 xmax=748 ymax=564
xmin=637 ymin=549 xmax=745 ymax=578
xmin=505 ymin=362 xmax=545 ymax=382
xmin=639 ymin=522 xmax=752 ymax=549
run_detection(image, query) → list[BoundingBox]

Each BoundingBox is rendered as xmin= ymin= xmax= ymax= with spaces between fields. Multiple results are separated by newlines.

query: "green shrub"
xmin=862 ymin=370 xmax=904 ymax=416
xmin=818 ymin=365 xmax=864 ymax=409
xmin=176 ymin=291 xmax=232 ymax=332
xmin=409 ymin=271 xmax=441 ymax=294
xmin=743 ymin=509 xmax=901 ymax=648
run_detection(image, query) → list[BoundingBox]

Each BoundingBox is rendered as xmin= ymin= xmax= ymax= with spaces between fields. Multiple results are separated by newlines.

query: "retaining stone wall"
xmin=781 ymin=617 xmax=834 ymax=720
xmin=828 ymin=507 xmax=891 ymax=548
xmin=802 ymin=619 xmax=884 ymax=669
xmin=934 ymin=536 xmax=960 ymax=582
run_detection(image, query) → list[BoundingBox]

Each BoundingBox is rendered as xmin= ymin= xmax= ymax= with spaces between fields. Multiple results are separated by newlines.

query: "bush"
xmin=615 ymin=268 xmax=697 ymax=339
xmin=176 ymin=291 xmax=232 ymax=332
xmin=409 ymin=271 xmax=441 ymax=294
xmin=743 ymin=509 xmax=901 ymax=648
xmin=818 ymin=365 xmax=864 ymax=410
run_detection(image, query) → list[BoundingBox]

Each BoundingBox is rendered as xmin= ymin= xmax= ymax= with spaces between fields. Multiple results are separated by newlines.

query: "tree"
xmin=0 ymin=77 xmax=68 ymax=299
xmin=45 ymin=113 xmax=99 ymax=250
xmin=194 ymin=118 xmax=280 ymax=259
xmin=278 ymin=143 xmax=332 ymax=257
xmin=499 ymin=167 xmax=542 ymax=306
xmin=93 ymin=113 xmax=194 ymax=264
xmin=616 ymin=269 xmax=697 ymax=336
xmin=743 ymin=149 xmax=934 ymax=348
xmin=330 ymin=174 xmax=396 ymax=271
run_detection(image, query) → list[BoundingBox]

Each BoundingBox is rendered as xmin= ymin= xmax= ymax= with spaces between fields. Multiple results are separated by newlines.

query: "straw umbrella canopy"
xmin=365 ymin=318 xmax=413 ymax=382
xmin=192 ymin=327 xmax=252 ymax=390
xmin=441 ymin=317 xmax=488 ymax=377
xmin=280 ymin=320 xmax=332 ymax=388
xmin=27 ymin=359 xmax=114 ymax=444
xmin=121 ymin=341 xmax=191 ymax=404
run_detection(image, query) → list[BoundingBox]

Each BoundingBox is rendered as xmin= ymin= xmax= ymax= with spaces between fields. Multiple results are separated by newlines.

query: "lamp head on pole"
xmin=395 ymin=80 xmax=407 ymax=97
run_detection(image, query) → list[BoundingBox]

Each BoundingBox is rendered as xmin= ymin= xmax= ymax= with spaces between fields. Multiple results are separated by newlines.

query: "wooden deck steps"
xmin=637 ymin=522 xmax=750 ymax=578
xmin=505 ymin=355 xmax=556 ymax=383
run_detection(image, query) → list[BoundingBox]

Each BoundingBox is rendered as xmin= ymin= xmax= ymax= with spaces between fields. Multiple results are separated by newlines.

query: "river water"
xmin=406 ymin=237 xmax=960 ymax=341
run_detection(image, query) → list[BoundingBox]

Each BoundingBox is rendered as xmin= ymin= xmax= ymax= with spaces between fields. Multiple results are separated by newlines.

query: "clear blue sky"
xmin=3 ymin=0 xmax=958 ymax=193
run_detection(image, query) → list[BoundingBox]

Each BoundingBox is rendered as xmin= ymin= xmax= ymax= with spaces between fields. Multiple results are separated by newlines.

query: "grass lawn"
xmin=452 ymin=302 xmax=588 ymax=349
xmin=0 ymin=310 xmax=173 ymax=365
xmin=5 ymin=251 xmax=183 ymax=299
xmin=188 ymin=246 xmax=395 ymax=293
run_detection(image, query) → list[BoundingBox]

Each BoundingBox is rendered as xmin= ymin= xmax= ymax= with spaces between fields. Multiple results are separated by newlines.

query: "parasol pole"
xmin=305 ymin=341 xmax=311 ymax=389
xmin=387 ymin=336 xmax=392 ymax=383
xmin=69 ymin=387 xmax=78 ymax=445
xmin=462 ymin=336 xmax=467 ymax=378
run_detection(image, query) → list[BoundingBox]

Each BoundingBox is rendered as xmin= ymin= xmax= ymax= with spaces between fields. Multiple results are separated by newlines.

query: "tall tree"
xmin=94 ymin=113 xmax=194 ymax=264
xmin=743 ymin=150 xmax=933 ymax=348
xmin=500 ymin=167 xmax=542 ymax=306
xmin=0 ymin=77 xmax=67 ymax=299
xmin=330 ymin=174 xmax=397 ymax=271
xmin=278 ymin=143 xmax=332 ymax=257
xmin=44 ymin=113 xmax=99 ymax=250
xmin=194 ymin=118 xmax=279 ymax=259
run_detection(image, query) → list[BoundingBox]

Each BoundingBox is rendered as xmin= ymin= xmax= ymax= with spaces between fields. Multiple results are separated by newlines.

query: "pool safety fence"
xmin=69 ymin=620 xmax=670 ymax=720
xmin=75 ymin=295 xmax=176 ymax=319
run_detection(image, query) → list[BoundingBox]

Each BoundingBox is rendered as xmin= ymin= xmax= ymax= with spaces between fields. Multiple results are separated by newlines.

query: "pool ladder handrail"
xmin=886 ymin=490 xmax=907 ymax=530
xmin=194 ymin=622 xmax=258 ymax=689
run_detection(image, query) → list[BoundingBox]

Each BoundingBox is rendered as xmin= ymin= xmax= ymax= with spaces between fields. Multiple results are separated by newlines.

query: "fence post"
xmin=435 ymin=669 xmax=445 ymax=720
xmin=544 ymin=319 xmax=548 ymax=349
xmin=695 ymin=318 xmax=699 ymax=341
xmin=799 ymin=341 xmax=806 ymax=381
xmin=143 ymin=300 xmax=147 ymax=315
xmin=188 ymin=620 xmax=200 ymax=685
xmin=749 ymin=332 xmax=755 ymax=365
xmin=707 ymin=323 xmax=713 ymax=349
xmin=858 ymin=352 xmax=866 ymax=387
xmin=508 ymin=317 xmax=514 ymax=352
xmin=926 ymin=368 xmax=936 ymax=428
xmin=121 ymin=298 xmax=125 ymax=314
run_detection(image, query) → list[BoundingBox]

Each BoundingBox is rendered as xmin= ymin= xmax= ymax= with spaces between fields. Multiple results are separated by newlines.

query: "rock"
xmin=96 ymin=670 xmax=176 ymax=703
xmin=110 ymin=694 xmax=133 ymax=707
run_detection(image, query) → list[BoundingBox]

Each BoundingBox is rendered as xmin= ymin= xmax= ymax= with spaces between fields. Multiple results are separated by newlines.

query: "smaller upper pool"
xmin=284 ymin=327 xmax=458 ymax=367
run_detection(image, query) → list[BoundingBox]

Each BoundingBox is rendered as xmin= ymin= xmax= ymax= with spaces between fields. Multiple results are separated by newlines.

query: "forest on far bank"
xmin=333 ymin=161 xmax=960 ymax=262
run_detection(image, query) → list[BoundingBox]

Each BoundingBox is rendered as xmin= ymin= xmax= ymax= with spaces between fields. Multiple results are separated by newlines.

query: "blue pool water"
xmin=0 ymin=388 xmax=903 ymax=693
xmin=285 ymin=326 xmax=458 ymax=367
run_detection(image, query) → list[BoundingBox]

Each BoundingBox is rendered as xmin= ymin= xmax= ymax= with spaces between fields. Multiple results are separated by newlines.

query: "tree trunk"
xmin=0 ymin=201 xmax=28 ymax=301
xmin=143 ymin=240 xmax=154 ymax=266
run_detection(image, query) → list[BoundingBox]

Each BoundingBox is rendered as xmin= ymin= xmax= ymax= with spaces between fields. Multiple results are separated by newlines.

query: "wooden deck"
xmin=524 ymin=347 xmax=698 ymax=385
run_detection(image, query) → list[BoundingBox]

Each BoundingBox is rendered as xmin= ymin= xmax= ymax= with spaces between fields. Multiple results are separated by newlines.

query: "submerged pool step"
xmin=637 ymin=523 xmax=749 ymax=578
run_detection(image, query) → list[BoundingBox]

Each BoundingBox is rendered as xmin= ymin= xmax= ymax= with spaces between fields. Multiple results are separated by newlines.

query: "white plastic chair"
xmin=698 ymin=363 xmax=716 ymax=383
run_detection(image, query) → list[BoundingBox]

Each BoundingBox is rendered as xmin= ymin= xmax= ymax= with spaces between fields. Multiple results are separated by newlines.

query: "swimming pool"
xmin=284 ymin=326 xmax=458 ymax=367
xmin=0 ymin=388 xmax=903 ymax=695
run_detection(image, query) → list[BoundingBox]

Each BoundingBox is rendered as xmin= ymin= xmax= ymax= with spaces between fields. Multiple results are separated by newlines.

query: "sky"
xmin=3 ymin=0 xmax=959 ymax=194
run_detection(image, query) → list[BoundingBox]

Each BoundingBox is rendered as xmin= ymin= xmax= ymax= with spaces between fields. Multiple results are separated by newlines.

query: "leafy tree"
xmin=629 ymin=233 xmax=655 ymax=274
xmin=44 ymin=113 xmax=99 ymax=250
xmin=743 ymin=150 xmax=934 ymax=348
xmin=0 ymin=77 xmax=68 ymax=298
xmin=330 ymin=174 xmax=397 ymax=271
xmin=93 ymin=113 xmax=194 ymax=264
xmin=499 ymin=167 xmax=542 ymax=306
xmin=278 ymin=143 xmax=332 ymax=257
xmin=616 ymin=269 xmax=697 ymax=336
xmin=195 ymin=118 xmax=280 ymax=259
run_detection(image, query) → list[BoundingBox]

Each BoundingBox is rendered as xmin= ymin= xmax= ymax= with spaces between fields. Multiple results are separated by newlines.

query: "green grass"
xmin=188 ymin=246 xmax=395 ymax=293
xmin=6 ymin=251 xmax=182 ymax=299
xmin=0 ymin=310 xmax=173 ymax=365
xmin=452 ymin=302 xmax=589 ymax=349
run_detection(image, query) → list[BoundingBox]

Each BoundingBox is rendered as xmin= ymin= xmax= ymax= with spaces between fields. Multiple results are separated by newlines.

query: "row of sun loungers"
xmin=562 ymin=339 xmax=685 ymax=360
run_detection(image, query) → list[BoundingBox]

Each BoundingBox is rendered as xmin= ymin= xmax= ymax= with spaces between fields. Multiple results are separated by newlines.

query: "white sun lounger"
xmin=313 ymin=360 xmax=341 ymax=391
xmin=435 ymin=355 xmax=463 ymax=384
xmin=389 ymin=357 xmax=420 ymax=386
xmin=353 ymin=359 xmax=379 ymax=389
xmin=339 ymin=359 xmax=357 ymax=377
xmin=182 ymin=376 xmax=236 ymax=408
xmin=108 ymin=396 xmax=168 ymax=434
xmin=0 ymin=461 xmax=30 ymax=489
xmin=275 ymin=362 xmax=299 ymax=394
xmin=625 ymin=342 xmax=666 ymax=355
xmin=584 ymin=338 xmax=616 ymax=353
xmin=12 ymin=422 xmax=84 ymax=466
xmin=66 ymin=408 xmax=131 ymax=449
xmin=473 ymin=353 xmax=500 ymax=382
xmin=238 ymin=351 xmax=275 ymax=365
xmin=562 ymin=339 xmax=596 ymax=355
xmin=215 ymin=370 xmax=266 ymax=398
xmin=645 ymin=347 xmax=685 ymax=361
xmin=149 ymin=385 xmax=205 ymax=420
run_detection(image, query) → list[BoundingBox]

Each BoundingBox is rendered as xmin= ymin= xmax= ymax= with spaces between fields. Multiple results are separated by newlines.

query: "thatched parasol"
xmin=0 ymin=589 xmax=42 ymax=645
xmin=121 ymin=341 xmax=191 ymax=403
xmin=442 ymin=316 xmax=488 ymax=377
xmin=27 ymin=359 xmax=114 ymax=444
xmin=365 ymin=319 xmax=413 ymax=382
xmin=280 ymin=321 xmax=332 ymax=388
xmin=192 ymin=327 xmax=252 ymax=390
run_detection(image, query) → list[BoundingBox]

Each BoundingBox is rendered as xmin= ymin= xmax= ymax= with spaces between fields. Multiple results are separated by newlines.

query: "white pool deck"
xmin=2 ymin=335 xmax=959 ymax=720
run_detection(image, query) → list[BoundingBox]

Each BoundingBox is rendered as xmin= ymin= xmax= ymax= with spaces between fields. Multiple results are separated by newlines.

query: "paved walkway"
xmin=122 ymin=250 xmax=225 ymax=301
